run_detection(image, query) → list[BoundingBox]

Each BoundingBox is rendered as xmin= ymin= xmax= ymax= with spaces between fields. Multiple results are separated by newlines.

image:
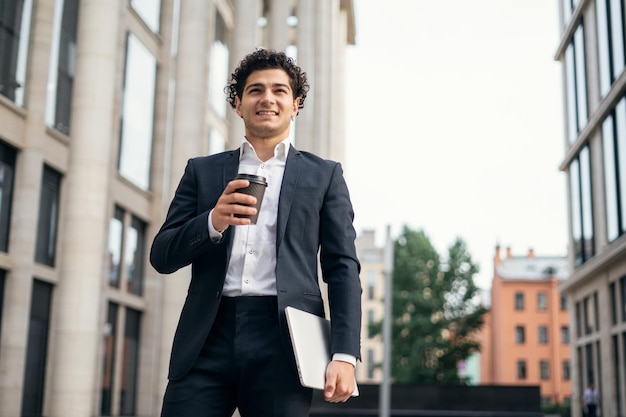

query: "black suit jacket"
xmin=150 ymin=145 xmax=362 ymax=380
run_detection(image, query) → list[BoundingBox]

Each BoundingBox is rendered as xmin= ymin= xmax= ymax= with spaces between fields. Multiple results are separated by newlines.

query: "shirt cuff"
xmin=332 ymin=353 xmax=356 ymax=367
xmin=208 ymin=210 xmax=223 ymax=242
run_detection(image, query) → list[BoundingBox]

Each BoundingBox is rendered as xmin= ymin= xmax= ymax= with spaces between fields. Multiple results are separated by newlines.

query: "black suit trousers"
xmin=161 ymin=296 xmax=312 ymax=417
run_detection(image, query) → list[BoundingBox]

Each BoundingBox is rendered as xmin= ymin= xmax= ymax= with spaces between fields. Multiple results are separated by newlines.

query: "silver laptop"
xmin=285 ymin=306 xmax=359 ymax=396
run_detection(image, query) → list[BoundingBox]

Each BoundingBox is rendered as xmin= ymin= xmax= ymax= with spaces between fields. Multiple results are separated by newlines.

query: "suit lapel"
xmin=223 ymin=149 xmax=240 ymax=256
xmin=277 ymin=145 xmax=302 ymax=249
xmin=223 ymin=149 xmax=240 ymax=188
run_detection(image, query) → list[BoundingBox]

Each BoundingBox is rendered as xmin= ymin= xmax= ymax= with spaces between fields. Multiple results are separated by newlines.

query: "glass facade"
xmin=596 ymin=0 xmax=625 ymax=98
xmin=602 ymin=96 xmax=626 ymax=242
xmin=0 ymin=0 xmax=32 ymax=105
xmin=118 ymin=33 xmax=156 ymax=190
xmin=570 ymin=145 xmax=594 ymax=267
xmin=0 ymin=141 xmax=16 ymax=252
xmin=564 ymin=23 xmax=588 ymax=144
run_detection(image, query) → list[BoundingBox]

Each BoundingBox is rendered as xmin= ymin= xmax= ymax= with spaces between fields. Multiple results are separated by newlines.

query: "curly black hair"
xmin=225 ymin=49 xmax=309 ymax=113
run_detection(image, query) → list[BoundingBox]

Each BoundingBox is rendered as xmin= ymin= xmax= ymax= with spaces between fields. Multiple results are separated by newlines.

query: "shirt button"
xmin=245 ymin=279 xmax=250 ymax=284
xmin=249 ymin=249 xmax=254 ymax=254
xmin=260 ymin=163 xmax=265 ymax=169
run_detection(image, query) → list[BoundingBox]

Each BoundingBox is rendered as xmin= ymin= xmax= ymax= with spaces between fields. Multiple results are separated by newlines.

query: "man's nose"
xmin=260 ymin=90 xmax=275 ymax=103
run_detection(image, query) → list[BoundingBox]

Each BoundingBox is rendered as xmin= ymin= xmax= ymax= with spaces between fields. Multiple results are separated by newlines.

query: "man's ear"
xmin=235 ymin=96 xmax=243 ymax=118
xmin=292 ymin=97 xmax=300 ymax=116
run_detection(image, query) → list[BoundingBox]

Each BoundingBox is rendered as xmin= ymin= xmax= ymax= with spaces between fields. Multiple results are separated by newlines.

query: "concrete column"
xmin=155 ymin=0 xmax=211 ymax=411
xmin=267 ymin=0 xmax=289 ymax=52
xmin=312 ymin=0 xmax=331 ymax=158
xmin=329 ymin=1 xmax=346 ymax=164
xmin=47 ymin=0 xmax=122 ymax=415
xmin=0 ymin=0 xmax=54 ymax=415
xmin=294 ymin=0 xmax=316 ymax=152
xmin=228 ymin=0 xmax=262 ymax=148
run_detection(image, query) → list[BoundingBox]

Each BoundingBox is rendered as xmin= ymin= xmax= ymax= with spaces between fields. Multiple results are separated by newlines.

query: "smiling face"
xmin=235 ymin=68 xmax=300 ymax=147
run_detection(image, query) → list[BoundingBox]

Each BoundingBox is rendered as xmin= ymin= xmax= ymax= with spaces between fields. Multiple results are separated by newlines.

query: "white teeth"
xmin=258 ymin=111 xmax=276 ymax=115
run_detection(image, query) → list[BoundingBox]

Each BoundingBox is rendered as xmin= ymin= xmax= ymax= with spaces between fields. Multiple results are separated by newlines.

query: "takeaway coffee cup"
xmin=233 ymin=173 xmax=268 ymax=224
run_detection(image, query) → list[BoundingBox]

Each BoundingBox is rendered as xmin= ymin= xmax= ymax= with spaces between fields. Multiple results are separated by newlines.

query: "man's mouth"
xmin=257 ymin=111 xmax=278 ymax=116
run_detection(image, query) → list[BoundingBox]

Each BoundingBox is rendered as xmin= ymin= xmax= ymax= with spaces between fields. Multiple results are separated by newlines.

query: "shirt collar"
xmin=240 ymin=137 xmax=290 ymax=161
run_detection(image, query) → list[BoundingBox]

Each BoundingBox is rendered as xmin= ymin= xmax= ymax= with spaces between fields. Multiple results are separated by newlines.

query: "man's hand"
xmin=211 ymin=179 xmax=258 ymax=232
xmin=324 ymin=360 xmax=356 ymax=403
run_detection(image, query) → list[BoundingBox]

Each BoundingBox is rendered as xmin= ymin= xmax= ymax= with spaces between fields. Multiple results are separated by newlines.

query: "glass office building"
xmin=557 ymin=0 xmax=626 ymax=416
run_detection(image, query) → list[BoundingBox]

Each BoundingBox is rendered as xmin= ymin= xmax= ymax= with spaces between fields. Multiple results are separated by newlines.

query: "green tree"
xmin=370 ymin=226 xmax=487 ymax=384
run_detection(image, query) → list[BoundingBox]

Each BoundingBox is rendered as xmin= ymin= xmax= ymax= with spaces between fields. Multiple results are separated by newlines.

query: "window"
xmin=367 ymin=270 xmax=375 ymax=300
xmin=570 ymin=145 xmax=595 ymax=267
xmin=101 ymin=302 xmax=118 ymax=415
xmin=120 ymin=308 xmax=141 ymax=414
xmin=45 ymin=0 xmax=79 ymax=134
xmin=564 ymin=22 xmax=588 ymax=144
xmin=367 ymin=309 xmax=374 ymax=327
xmin=130 ymin=0 xmax=161 ymax=33
xmin=0 ymin=270 xmax=5 ymax=345
xmin=561 ymin=326 xmax=570 ymax=344
xmin=100 ymin=304 xmax=142 ymax=415
xmin=125 ymin=216 xmax=147 ymax=296
xmin=107 ymin=206 xmax=146 ymax=296
xmin=602 ymin=97 xmax=626 ymax=242
xmin=581 ymin=292 xmax=601 ymax=333
xmin=537 ymin=291 xmax=547 ymax=310
xmin=596 ymin=0 xmax=626 ymax=97
xmin=108 ymin=207 xmax=124 ymax=288
xmin=21 ymin=280 xmax=53 ymax=416
xmin=610 ymin=282 xmax=617 ymax=325
xmin=540 ymin=360 xmax=550 ymax=380
xmin=621 ymin=276 xmax=626 ymax=322
xmin=517 ymin=360 xmax=527 ymax=379
xmin=118 ymin=33 xmax=157 ymax=190
xmin=515 ymin=325 xmax=526 ymax=344
xmin=575 ymin=301 xmax=581 ymax=337
xmin=0 ymin=142 xmax=16 ymax=252
xmin=560 ymin=294 xmax=568 ymax=310
xmin=35 ymin=166 xmax=62 ymax=267
xmin=563 ymin=360 xmax=571 ymax=380
xmin=538 ymin=326 xmax=548 ymax=344
xmin=208 ymin=9 xmax=230 ymax=118
xmin=0 ymin=0 xmax=33 ymax=105
xmin=614 ymin=335 xmax=623 ymax=413
xmin=367 ymin=349 xmax=375 ymax=379
xmin=563 ymin=0 xmax=581 ymax=23
xmin=515 ymin=292 xmax=524 ymax=310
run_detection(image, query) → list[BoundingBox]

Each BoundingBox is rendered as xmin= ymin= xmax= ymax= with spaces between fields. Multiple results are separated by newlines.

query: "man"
xmin=582 ymin=383 xmax=599 ymax=417
xmin=150 ymin=49 xmax=362 ymax=417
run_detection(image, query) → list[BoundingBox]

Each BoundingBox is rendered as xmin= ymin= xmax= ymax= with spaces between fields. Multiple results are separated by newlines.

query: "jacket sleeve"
xmin=319 ymin=162 xmax=362 ymax=360
xmin=150 ymin=158 xmax=225 ymax=274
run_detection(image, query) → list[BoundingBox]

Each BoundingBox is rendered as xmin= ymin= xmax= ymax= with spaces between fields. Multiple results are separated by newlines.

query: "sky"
xmin=343 ymin=0 xmax=568 ymax=290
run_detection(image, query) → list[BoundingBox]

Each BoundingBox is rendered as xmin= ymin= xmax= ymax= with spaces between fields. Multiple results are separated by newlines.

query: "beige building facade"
xmin=556 ymin=0 xmax=626 ymax=417
xmin=354 ymin=229 xmax=386 ymax=384
xmin=0 ymin=0 xmax=356 ymax=416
